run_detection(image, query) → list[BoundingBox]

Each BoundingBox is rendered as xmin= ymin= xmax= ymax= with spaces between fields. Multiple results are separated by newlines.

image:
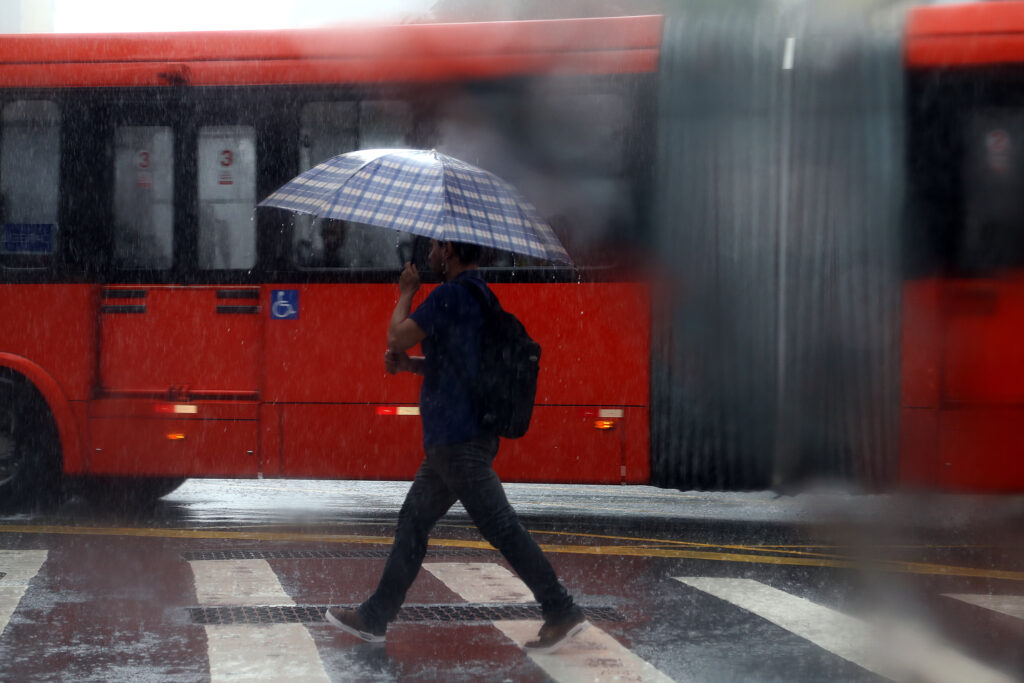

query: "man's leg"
xmin=358 ymin=460 xmax=457 ymax=631
xmin=436 ymin=436 xmax=578 ymax=621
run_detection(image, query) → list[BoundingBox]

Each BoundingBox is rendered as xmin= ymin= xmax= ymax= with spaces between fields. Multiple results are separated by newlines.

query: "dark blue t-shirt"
xmin=410 ymin=270 xmax=491 ymax=448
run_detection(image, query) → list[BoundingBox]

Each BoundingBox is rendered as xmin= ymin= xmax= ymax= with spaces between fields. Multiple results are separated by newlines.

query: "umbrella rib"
xmin=392 ymin=159 xmax=444 ymax=240
xmin=451 ymin=164 xmax=501 ymax=251
xmin=472 ymin=170 xmax=532 ymax=257
xmin=318 ymin=153 xmax=403 ymax=219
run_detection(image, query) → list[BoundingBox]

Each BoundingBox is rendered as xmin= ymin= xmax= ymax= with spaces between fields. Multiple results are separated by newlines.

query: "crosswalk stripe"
xmin=943 ymin=593 xmax=1024 ymax=620
xmin=490 ymin=620 xmax=676 ymax=683
xmin=0 ymin=550 xmax=47 ymax=639
xmin=421 ymin=561 xmax=535 ymax=603
xmin=425 ymin=562 xmax=675 ymax=683
xmin=189 ymin=559 xmax=329 ymax=682
xmin=675 ymin=577 xmax=1016 ymax=683
xmin=190 ymin=559 xmax=294 ymax=606
xmin=204 ymin=624 xmax=329 ymax=682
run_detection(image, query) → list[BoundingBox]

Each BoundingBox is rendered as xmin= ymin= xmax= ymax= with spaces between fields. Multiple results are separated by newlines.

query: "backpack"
xmin=454 ymin=279 xmax=540 ymax=439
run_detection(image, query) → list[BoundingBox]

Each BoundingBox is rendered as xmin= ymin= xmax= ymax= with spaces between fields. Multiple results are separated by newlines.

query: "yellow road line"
xmin=533 ymin=543 xmax=1024 ymax=581
xmin=525 ymin=527 xmax=981 ymax=555
xmin=523 ymin=528 xmax=999 ymax=571
xmin=2 ymin=524 xmax=1021 ymax=582
xmin=518 ymin=527 xmax=932 ymax=564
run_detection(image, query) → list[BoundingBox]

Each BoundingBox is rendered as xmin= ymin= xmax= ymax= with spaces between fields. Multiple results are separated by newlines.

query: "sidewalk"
xmin=500 ymin=484 xmax=1024 ymax=542
xmin=166 ymin=479 xmax=1024 ymax=540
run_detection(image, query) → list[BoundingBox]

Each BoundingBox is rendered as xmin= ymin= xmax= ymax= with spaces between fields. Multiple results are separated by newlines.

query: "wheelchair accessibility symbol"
xmin=270 ymin=290 xmax=299 ymax=320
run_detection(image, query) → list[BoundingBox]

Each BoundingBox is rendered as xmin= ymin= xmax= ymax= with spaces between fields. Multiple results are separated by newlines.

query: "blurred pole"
xmin=651 ymin=0 xmax=910 ymax=491
xmin=772 ymin=31 xmax=797 ymax=490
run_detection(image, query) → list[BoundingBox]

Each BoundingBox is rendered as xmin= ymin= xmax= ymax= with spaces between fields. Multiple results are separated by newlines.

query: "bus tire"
xmin=0 ymin=372 xmax=64 ymax=512
xmin=74 ymin=476 xmax=187 ymax=509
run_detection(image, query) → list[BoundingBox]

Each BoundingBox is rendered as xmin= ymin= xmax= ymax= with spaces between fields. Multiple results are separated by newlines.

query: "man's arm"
xmin=385 ymin=350 xmax=425 ymax=376
xmin=387 ymin=262 xmax=427 ymax=352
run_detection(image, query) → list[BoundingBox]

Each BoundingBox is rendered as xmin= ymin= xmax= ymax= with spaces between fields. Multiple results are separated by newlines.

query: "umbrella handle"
xmin=397 ymin=241 xmax=414 ymax=268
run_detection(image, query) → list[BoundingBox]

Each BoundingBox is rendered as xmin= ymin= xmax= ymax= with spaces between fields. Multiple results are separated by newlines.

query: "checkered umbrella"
xmin=259 ymin=148 xmax=571 ymax=264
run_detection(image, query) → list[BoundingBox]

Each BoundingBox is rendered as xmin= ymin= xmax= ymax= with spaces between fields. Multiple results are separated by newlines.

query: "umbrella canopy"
xmin=259 ymin=148 xmax=571 ymax=265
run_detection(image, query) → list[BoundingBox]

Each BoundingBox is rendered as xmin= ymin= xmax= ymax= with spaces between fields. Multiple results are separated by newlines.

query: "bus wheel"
xmin=75 ymin=476 xmax=187 ymax=509
xmin=0 ymin=373 xmax=63 ymax=512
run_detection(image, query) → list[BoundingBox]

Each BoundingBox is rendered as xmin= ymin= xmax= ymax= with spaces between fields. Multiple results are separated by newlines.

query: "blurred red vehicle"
xmin=0 ymin=16 xmax=660 ymax=507
xmin=903 ymin=2 xmax=1024 ymax=491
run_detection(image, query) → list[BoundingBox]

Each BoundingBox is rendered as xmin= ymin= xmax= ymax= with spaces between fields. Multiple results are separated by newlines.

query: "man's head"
xmin=428 ymin=239 xmax=481 ymax=280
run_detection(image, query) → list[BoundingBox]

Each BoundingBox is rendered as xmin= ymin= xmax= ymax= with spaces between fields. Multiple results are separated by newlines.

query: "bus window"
xmin=435 ymin=86 xmax=638 ymax=270
xmin=961 ymin=110 xmax=1024 ymax=275
xmin=1 ymin=100 xmax=61 ymax=268
xmin=300 ymin=101 xmax=358 ymax=169
xmin=522 ymin=88 xmax=636 ymax=268
xmin=527 ymin=91 xmax=630 ymax=175
xmin=294 ymin=102 xmax=358 ymax=267
xmin=296 ymin=217 xmax=406 ymax=271
xmin=198 ymin=126 xmax=256 ymax=270
xmin=293 ymin=100 xmax=410 ymax=271
xmin=360 ymin=100 xmax=414 ymax=149
xmin=113 ymin=126 xmax=173 ymax=270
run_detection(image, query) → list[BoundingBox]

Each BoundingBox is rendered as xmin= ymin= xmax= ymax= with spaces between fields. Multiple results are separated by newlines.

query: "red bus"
xmin=0 ymin=17 xmax=661 ymax=509
xmin=902 ymin=2 xmax=1024 ymax=491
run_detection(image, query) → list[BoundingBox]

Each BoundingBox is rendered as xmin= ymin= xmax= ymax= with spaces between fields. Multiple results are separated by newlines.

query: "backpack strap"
xmin=453 ymin=277 xmax=497 ymax=316
xmin=451 ymin=277 xmax=496 ymax=431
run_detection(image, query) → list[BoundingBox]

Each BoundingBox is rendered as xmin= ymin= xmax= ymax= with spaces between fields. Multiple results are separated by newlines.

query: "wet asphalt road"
xmin=1 ymin=479 xmax=1023 ymax=682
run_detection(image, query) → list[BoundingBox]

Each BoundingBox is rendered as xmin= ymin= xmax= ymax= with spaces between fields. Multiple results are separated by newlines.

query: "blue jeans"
xmin=359 ymin=434 xmax=578 ymax=631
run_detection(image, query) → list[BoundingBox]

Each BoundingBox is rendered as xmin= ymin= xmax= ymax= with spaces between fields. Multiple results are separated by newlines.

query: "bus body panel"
xmin=0 ymin=53 xmax=662 ymax=89
xmin=262 ymin=284 xmax=420 ymax=406
xmin=907 ymin=2 xmax=1024 ymax=68
xmin=279 ymin=404 xmax=421 ymax=480
xmin=904 ymin=2 xmax=1024 ymax=491
xmin=497 ymin=282 xmax=650 ymax=407
xmin=942 ymin=279 xmax=1024 ymax=404
xmin=100 ymin=286 xmax=263 ymax=398
xmin=0 ymin=285 xmax=96 ymax=473
xmin=263 ymin=281 xmax=650 ymax=482
xmin=83 ymin=279 xmax=654 ymax=482
xmin=0 ymin=284 xmax=97 ymax=401
xmin=0 ymin=17 xmax=663 ymax=88
xmin=273 ymin=404 xmax=641 ymax=484
xmin=259 ymin=402 xmax=281 ymax=478
xmin=262 ymin=282 xmax=650 ymax=405
xmin=88 ymin=415 xmax=259 ymax=476
xmin=495 ymin=405 xmax=649 ymax=484
xmin=87 ymin=398 xmax=260 ymax=476
xmin=939 ymin=409 xmax=1024 ymax=491
xmin=901 ymin=276 xmax=1024 ymax=491
xmin=899 ymin=279 xmax=941 ymax=409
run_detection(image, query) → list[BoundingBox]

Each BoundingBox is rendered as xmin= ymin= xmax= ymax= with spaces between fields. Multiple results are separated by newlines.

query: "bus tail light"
xmin=594 ymin=420 xmax=616 ymax=430
xmin=376 ymin=406 xmax=419 ymax=416
xmin=579 ymin=408 xmax=625 ymax=419
xmin=155 ymin=403 xmax=198 ymax=415
xmin=166 ymin=433 xmax=186 ymax=440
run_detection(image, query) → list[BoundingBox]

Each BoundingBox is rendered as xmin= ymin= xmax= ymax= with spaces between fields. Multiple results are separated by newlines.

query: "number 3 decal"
xmin=220 ymin=150 xmax=233 ymax=167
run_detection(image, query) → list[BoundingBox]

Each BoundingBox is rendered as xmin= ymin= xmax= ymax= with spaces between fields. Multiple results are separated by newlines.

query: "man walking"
xmin=326 ymin=239 xmax=587 ymax=653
